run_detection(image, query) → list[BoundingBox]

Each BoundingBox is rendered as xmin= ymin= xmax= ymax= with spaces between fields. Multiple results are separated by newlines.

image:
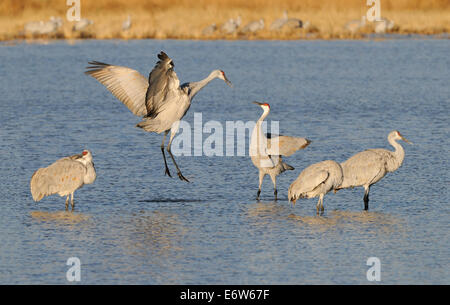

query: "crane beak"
xmin=252 ymin=101 xmax=264 ymax=106
xmin=401 ymin=136 xmax=413 ymax=144
xmin=224 ymin=76 xmax=233 ymax=88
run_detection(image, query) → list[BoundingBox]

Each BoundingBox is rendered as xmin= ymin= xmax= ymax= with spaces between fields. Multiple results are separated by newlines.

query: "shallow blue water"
xmin=0 ymin=39 xmax=448 ymax=284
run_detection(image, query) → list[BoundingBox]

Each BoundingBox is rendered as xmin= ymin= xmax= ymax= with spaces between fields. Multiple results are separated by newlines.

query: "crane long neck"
xmin=188 ymin=71 xmax=218 ymax=99
xmin=255 ymin=108 xmax=270 ymax=138
xmin=389 ymin=137 xmax=405 ymax=165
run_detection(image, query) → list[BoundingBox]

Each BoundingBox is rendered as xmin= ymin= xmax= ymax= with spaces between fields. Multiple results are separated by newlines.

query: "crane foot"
xmin=177 ymin=172 xmax=189 ymax=182
xmin=165 ymin=167 xmax=172 ymax=177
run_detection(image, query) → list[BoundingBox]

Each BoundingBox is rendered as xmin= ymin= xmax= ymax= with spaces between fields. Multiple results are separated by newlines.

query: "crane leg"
xmin=71 ymin=192 xmax=75 ymax=211
xmin=167 ymin=131 xmax=189 ymax=182
xmin=316 ymin=194 xmax=324 ymax=215
xmin=65 ymin=196 xmax=69 ymax=211
xmin=257 ymin=172 xmax=264 ymax=200
xmin=270 ymin=174 xmax=277 ymax=201
xmin=161 ymin=131 xmax=172 ymax=177
xmin=363 ymin=186 xmax=370 ymax=210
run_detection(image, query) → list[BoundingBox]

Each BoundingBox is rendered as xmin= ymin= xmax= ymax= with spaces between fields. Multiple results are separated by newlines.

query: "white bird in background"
xmin=85 ymin=51 xmax=232 ymax=182
xmin=374 ymin=17 xmax=395 ymax=34
xmin=241 ymin=19 xmax=264 ymax=34
xmin=288 ymin=160 xmax=343 ymax=214
xmin=345 ymin=16 xmax=366 ymax=34
xmin=122 ymin=15 xmax=132 ymax=32
xmin=24 ymin=16 xmax=63 ymax=35
xmin=221 ymin=16 xmax=241 ymax=34
xmin=30 ymin=150 xmax=97 ymax=211
xmin=335 ymin=130 xmax=412 ymax=210
xmin=250 ymin=102 xmax=311 ymax=200
xmin=73 ymin=18 xmax=93 ymax=32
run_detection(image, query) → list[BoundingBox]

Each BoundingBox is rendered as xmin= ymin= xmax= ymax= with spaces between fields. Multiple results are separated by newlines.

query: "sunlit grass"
xmin=0 ymin=0 xmax=449 ymax=40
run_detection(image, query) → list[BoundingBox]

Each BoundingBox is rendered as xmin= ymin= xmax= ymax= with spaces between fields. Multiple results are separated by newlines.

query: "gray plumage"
xmin=241 ymin=19 xmax=264 ymax=34
xmin=288 ymin=160 xmax=343 ymax=214
xmin=221 ymin=16 xmax=241 ymax=34
xmin=336 ymin=130 xmax=412 ymax=210
xmin=270 ymin=11 xmax=288 ymax=30
xmin=122 ymin=15 xmax=132 ymax=32
xmin=30 ymin=150 xmax=96 ymax=211
xmin=202 ymin=23 xmax=217 ymax=36
xmin=73 ymin=18 xmax=93 ymax=32
xmin=24 ymin=16 xmax=62 ymax=35
xmin=85 ymin=51 xmax=232 ymax=182
xmin=345 ymin=16 xmax=366 ymax=34
xmin=374 ymin=17 xmax=395 ymax=34
xmin=250 ymin=102 xmax=311 ymax=200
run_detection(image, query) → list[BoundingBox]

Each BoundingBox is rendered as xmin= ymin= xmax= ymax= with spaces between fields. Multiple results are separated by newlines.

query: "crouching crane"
xmin=30 ymin=150 xmax=96 ymax=211
xmin=288 ymin=160 xmax=343 ymax=214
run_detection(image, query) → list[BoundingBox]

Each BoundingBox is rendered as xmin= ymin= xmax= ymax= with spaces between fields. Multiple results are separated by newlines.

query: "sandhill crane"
xmin=202 ymin=23 xmax=217 ymax=36
xmin=374 ymin=17 xmax=395 ymax=34
xmin=122 ymin=15 xmax=132 ymax=32
xmin=284 ymin=18 xmax=303 ymax=29
xmin=221 ymin=16 xmax=241 ymax=34
xmin=30 ymin=150 xmax=96 ymax=211
xmin=345 ymin=16 xmax=366 ymax=34
xmin=241 ymin=19 xmax=264 ymax=34
xmin=73 ymin=18 xmax=93 ymax=32
xmin=335 ymin=130 xmax=412 ymax=210
xmin=270 ymin=11 xmax=303 ymax=31
xmin=270 ymin=11 xmax=288 ymax=30
xmin=250 ymin=102 xmax=311 ymax=200
xmin=24 ymin=16 xmax=62 ymax=35
xmin=85 ymin=51 xmax=232 ymax=182
xmin=288 ymin=160 xmax=343 ymax=214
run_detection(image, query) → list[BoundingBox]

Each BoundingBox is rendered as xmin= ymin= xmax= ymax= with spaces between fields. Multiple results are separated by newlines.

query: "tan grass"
xmin=0 ymin=0 xmax=449 ymax=40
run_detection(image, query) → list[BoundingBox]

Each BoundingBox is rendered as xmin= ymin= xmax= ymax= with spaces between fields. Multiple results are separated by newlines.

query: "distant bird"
xmin=270 ymin=11 xmax=288 ymax=30
xmin=122 ymin=15 xmax=132 ymax=32
xmin=374 ymin=17 xmax=395 ymax=34
xmin=250 ymin=102 xmax=311 ymax=200
xmin=270 ymin=11 xmax=303 ymax=31
xmin=345 ymin=16 xmax=366 ymax=34
xmin=284 ymin=18 xmax=303 ymax=29
xmin=24 ymin=16 xmax=62 ymax=35
xmin=288 ymin=160 xmax=343 ymax=214
xmin=241 ymin=19 xmax=264 ymax=34
xmin=73 ymin=18 xmax=93 ymax=32
xmin=85 ymin=51 xmax=232 ymax=182
xmin=335 ymin=130 xmax=412 ymax=210
xmin=30 ymin=150 xmax=96 ymax=211
xmin=202 ymin=23 xmax=217 ymax=36
xmin=221 ymin=16 xmax=241 ymax=34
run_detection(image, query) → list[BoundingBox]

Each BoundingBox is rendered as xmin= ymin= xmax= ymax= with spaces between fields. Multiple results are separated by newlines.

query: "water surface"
xmin=0 ymin=39 xmax=448 ymax=284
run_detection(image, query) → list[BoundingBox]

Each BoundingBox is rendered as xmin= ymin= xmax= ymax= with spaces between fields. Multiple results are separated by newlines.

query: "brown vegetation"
xmin=0 ymin=0 xmax=449 ymax=40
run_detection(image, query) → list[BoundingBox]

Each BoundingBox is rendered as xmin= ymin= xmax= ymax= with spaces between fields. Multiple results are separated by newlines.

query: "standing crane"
xmin=335 ymin=130 xmax=412 ymax=210
xmin=288 ymin=160 xmax=343 ymax=214
xmin=250 ymin=102 xmax=311 ymax=200
xmin=30 ymin=150 xmax=96 ymax=211
xmin=85 ymin=51 xmax=232 ymax=182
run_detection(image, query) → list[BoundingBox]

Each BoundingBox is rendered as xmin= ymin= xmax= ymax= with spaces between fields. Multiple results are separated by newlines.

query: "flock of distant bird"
xmin=203 ymin=11 xmax=306 ymax=36
xmin=30 ymin=51 xmax=410 ymax=214
xmin=22 ymin=11 xmax=394 ymax=38
xmin=23 ymin=15 xmax=131 ymax=36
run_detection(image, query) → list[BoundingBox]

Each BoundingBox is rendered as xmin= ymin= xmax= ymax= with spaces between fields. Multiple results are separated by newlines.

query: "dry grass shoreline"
xmin=1 ymin=0 xmax=449 ymax=41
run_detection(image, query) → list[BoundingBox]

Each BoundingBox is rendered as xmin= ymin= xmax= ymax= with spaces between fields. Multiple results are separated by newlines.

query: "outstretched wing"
xmin=145 ymin=51 xmax=182 ymax=118
xmin=85 ymin=61 xmax=148 ymax=116
xmin=266 ymin=133 xmax=311 ymax=157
